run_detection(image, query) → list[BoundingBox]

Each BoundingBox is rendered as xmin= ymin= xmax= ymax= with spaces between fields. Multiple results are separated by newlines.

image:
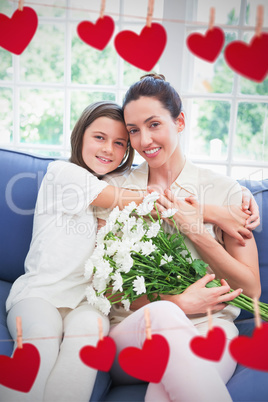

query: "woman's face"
xmin=82 ymin=117 xmax=128 ymax=175
xmin=124 ymin=96 xmax=184 ymax=169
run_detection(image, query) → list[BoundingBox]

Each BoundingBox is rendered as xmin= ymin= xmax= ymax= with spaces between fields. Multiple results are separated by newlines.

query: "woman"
xmin=102 ymin=74 xmax=260 ymax=401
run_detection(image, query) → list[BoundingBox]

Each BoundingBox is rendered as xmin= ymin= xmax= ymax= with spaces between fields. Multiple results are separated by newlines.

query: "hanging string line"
xmin=0 ymin=323 xmax=191 ymax=344
xmin=9 ymin=0 xmax=267 ymax=30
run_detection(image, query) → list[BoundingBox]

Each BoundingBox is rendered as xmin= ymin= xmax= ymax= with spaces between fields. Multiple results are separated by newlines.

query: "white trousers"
xmin=109 ymin=301 xmax=237 ymax=402
xmin=1 ymin=298 xmax=109 ymax=402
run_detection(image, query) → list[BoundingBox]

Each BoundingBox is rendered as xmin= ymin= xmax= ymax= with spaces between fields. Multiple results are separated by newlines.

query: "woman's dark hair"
xmin=70 ymin=101 xmax=134 ymax=175
xmin=122 ymin=73 xmax=182 ymax=119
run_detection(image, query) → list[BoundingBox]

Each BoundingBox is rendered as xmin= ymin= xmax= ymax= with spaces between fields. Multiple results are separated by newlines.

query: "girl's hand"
xmin=168 ymin=274 xmax=243 ymax=315
xmin=241 ymin=186 xmax=260 ymax=230
xmin=201 ymin=203 xmax=252 ymax=247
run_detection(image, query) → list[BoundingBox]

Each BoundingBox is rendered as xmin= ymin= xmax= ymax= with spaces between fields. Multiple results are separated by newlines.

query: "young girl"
xmin=3 ymin=101 xmax=145 ymax=402
xmin=102 ymin=75 xmax=260 ymax=401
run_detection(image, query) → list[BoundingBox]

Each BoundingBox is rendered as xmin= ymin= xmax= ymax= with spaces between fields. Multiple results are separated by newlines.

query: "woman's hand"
xmin=156 ymin=189 xmax=204 ymax=236
xmin=164 ymin=274 xmax=243 ymax=315
xmin=241 ymin=186 xmax=260 ymax=230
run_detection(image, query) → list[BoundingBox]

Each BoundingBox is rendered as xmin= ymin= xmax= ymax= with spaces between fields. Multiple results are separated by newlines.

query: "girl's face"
xmin=124 ymin=96 xmax=184 ymax=169
xmin=82 ymin=117 xmax=129 ymax=175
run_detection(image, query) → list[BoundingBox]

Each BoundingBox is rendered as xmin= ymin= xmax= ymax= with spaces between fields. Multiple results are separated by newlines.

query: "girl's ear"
xmin=175 ymin=112 xmax=185 ymax=133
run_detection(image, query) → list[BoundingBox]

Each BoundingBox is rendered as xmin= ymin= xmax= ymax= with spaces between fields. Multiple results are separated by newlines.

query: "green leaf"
xmin=190 ymin=259 xmax=208 ymax=276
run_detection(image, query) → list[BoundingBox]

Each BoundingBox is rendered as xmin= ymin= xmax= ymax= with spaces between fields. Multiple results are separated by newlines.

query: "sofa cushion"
xmin=0 ymin=280 xmax=13 ymax=356
xmin=0 ymin=149 xmax=54 ymax=283
xmin=237 ymin=179 xmax=268 ymax=319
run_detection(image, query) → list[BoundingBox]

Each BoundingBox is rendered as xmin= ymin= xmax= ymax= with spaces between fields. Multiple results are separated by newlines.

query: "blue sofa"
xmin=0 ymin=147 xmax=268 ymax=401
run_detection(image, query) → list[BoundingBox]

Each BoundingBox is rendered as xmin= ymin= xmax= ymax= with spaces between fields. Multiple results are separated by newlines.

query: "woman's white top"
xmin=6 ymin=161 xmax=108 ymax=311
xmin=96 ymin=158 xmax=242 ymax=338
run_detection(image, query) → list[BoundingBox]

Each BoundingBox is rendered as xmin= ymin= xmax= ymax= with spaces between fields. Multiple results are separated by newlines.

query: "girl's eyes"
xmin=94 ymin=136 xmax=125 ymax=147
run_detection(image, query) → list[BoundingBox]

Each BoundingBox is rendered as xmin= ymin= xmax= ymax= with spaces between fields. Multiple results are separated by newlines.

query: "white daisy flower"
xmin=122 ymin=299 xmax=131 ymax=311
xmin=133 ymin=276 xmax=146 ymax=295
xmin=136 ymin=201 xmax=154 ymax=216
xmin=111 ymin=271 xmax=123 ymax=292
xmin=85 ymin=285 xmax=98 ymax=305
xmin=96 ymin=296 xmax=111 ymax=315
xmin=140 ymin=240 xmax=156 ymax=256
xmin=160 ymin=253 xmax=173 ymax=266
xmin=147 ymin=222 xmax=161 ymax=238
xmin=161 ymin=208 xmax=178 ymax=219
xmin=143 ymin=192 xmax=160 ymax=203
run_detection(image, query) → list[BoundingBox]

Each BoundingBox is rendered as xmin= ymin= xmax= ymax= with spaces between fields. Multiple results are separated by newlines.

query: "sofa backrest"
xmin=237 ymin=179 xmax=268 ymax=318
xmin=0 ymin=148 xmax=54 ymax=282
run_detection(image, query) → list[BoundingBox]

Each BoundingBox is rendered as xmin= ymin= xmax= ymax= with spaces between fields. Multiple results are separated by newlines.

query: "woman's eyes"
xmin=95 ymin=135 xmax=104 ymax=140
xmin=128 ymin=122 xmax=160 ymax=135
xmin=115 ymin=141 xmax=125 ymax=147
xmin=150 ymin=122 xmax=160 ymax=128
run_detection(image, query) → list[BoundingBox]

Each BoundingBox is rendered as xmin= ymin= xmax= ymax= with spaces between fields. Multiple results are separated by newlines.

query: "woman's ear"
xmin=175 ymin=112 xmax=185 ymax=133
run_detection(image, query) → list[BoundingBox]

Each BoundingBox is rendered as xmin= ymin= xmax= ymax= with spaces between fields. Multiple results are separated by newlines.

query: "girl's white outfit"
xmin=3 ymin=161 xmax=109 ymax=402
xmin=97 ymin=159 xmax=242 ymax=402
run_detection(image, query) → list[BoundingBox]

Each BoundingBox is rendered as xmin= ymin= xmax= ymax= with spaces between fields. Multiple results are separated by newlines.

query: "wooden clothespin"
xmin=144 ymin=307 xmax=152 ymax=340
xmin=146 ymin=0 xmax=154 ymax=28
xmin=18 ymin=0 xmax=24 ymax=11
xmin=207 ymin=307 xmax=213 ymax=331
xmin=255 ymin=5 xmax=264 ymax=37
xmin=16 ymin=316 xmax=23 ymax=349
xmin=209 ymin=7 xmax=215 ymax=31
xmin=100 ymin=0 xmax=106 ymax=19
xmin=253 ymin=297 xmax=262 ymax=328
xmin=98 ymin=317 xmax=104 ymax=341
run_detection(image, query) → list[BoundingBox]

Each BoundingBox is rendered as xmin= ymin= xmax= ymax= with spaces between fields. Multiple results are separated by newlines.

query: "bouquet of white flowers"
xmin=85 ymin=192 xmax=268 ymax=320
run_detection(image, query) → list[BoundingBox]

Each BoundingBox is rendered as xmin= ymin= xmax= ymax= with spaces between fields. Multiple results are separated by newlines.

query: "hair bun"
xmin=140 ymin=73 xmax=166 ymax=81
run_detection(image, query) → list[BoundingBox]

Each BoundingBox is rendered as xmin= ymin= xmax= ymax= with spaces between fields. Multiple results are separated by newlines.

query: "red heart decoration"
xmin=224 ymin=33 xmax=268 ymax=82
xmin=79 ymin=336 xmax=116 ymax=372
xmin=114 ymin=23 xmax=167 ymax=72
xmin=0 ymin=7 xmax=38 ymax=55
xmin=118 ymin=334 xmax=170 ymax=383
xmin=0 ymin=343 xmax=40 ymax=392
xmin=187 ymin=27 xmax=225 ymax=62
xmin=190 ymin=327 xmax=226 ymax=362
xmin=229 ymin=323 xmax=268 ymax=371
xmin=77 ymin=16 xmax=115 ymax=51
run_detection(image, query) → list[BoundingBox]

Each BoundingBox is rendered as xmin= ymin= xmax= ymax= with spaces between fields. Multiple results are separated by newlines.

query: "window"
xmin=0 ymin=0 xmax=267 ymax=180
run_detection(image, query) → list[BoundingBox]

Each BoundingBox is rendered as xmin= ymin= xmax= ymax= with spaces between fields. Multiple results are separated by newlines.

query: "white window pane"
xmin=234 ymin=102 xmax=268 ymax=162
xmin=30 ymin=0 xmax=66 ymax=18
xmin=123 ymin=0 xmax=164 ymax=21
xmin=193 ymin=0 xmax=241 ymax=26
xmin=20 ymin=23 xmax=65 ymax=83
xmin=245 ymin=0 xmax=268 ymax=26
xmin=71 ymin=24 xmax=117 ymax=85
xmin=70 ymin=91 xmax=116 ymax=131
xmin=0 ymin=49 xmax=12 ymax=81
xmin=231 ymin=166 xmax=268 ymax=180
xmin=0 ymin=88 xmax=13 ymax=144
xmin=20 ymin=89 xmax=64 ymax=145
xmin=188 ymin=100 xmax=230 ymax=159
xmin=69 ymin=0 xmax=120 ymax=21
